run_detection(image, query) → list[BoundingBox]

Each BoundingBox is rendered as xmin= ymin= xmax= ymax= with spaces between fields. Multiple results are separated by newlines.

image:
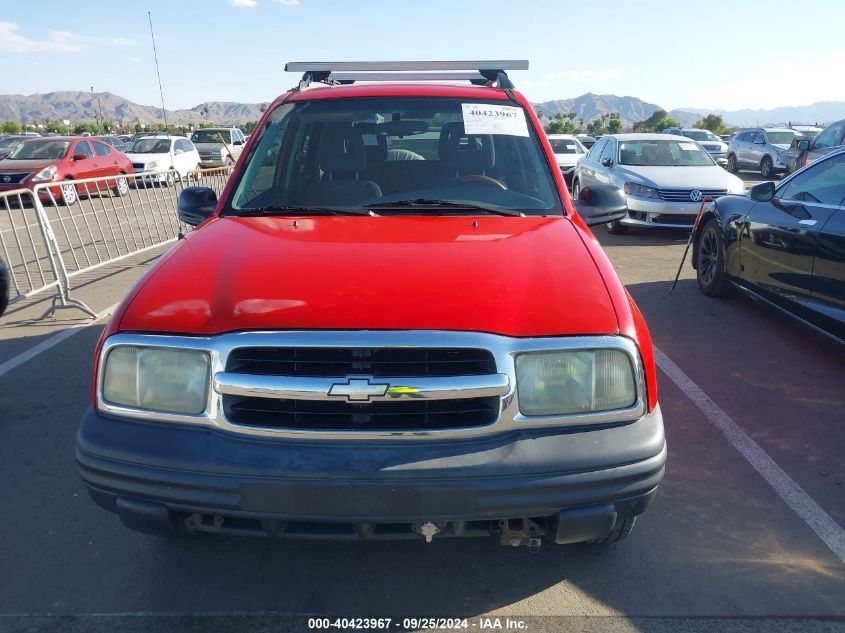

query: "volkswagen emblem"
xmin=2 ymin=176 xmax=10 ymax=183
xmin=689 ymin=190 xmax=703 ymax=202
xmin=328 ymin=378 xmax=389 ymax=402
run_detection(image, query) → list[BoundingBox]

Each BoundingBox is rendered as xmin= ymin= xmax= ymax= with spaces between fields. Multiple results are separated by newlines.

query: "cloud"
xmin=228 ymin=0 xmax=258 ymax=5
xmin=272 ymin=0 xmax=300 ymax=4
xmin=0 ymin=21 xmax=138 ymax=53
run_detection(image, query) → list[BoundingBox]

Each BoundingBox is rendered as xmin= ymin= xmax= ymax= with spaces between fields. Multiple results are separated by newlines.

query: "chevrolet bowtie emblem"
xmin=328 ymin=378 xmax=389 ymax=402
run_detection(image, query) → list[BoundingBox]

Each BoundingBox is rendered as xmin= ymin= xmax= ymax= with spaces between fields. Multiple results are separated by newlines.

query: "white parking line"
xmin=654 ymin=345 xmax=845 ymax=564
xmin=0 ymin=302 xmax=119 ymax=379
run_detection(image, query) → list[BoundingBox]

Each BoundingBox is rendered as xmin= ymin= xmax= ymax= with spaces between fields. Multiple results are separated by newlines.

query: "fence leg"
xmin=32 ymin=195 xmax=97 ymax=319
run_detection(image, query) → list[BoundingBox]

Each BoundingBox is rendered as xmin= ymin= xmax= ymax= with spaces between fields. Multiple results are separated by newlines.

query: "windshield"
xmin=9 ymin=140 xmax=70 ymax=160
xmin=126 ymin=139 xmax=172 ymax=154
xmin=191 ymin=130 xmax=230 ymax=144
xmin=0 ymin=137 xmax=23 ymax=149
xmin=618 ymin=139 xmax=715 ymax=167
xmin=549 ymin=139 xmax=582 ymax=154
xmin=767 ymin=131 xmax=801 ymax=145
xmin=682 ymin=130 xmax=719 ymax=142
xmin=227 ymin=97 xmax=562 ymax=215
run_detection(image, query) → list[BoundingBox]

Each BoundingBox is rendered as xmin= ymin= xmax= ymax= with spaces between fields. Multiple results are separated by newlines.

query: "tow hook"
xmin=415 ymin=522 xmax=441 ymax=543
xmin=185 ymin=513 xmax=224 ymax=534
xmin=499 ymin=518 xmax=542 ymax=552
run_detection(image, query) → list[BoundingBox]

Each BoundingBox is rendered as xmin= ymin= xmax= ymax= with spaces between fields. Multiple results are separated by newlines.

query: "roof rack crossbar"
xmin=286 ymin=60 xmax=528 ymax=90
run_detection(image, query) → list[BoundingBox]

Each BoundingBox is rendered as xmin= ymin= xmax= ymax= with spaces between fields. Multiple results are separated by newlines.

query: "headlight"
xmin=515 ymin=349 xmax=637 ymax=416
xmin=102 ymin=346 xmax=210 ymax=414
xmin=624 ymin=182 xmax=660 ymax=198
xmin=31 ymin=165 xmax=58 ymax=182
xmin=728 ymin=178 xmax=746 ymax=194
xmin=146 ymin=160 xmax=159 ymax=170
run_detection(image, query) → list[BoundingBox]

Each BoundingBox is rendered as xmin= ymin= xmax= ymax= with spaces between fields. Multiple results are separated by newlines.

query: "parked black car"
xmin=782 ymin=119 xmax=845 ymax=174
xmin=0 ymin=257 xmax=10 ymax=317
xmin=692 ymin=148 xmax=845 ymax=343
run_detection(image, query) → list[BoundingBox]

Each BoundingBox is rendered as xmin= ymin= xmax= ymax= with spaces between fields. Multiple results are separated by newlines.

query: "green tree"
xmin=242 ymin=120 xmax=258 ymax=134
xmin=73 ymin=122 xmax=98 ymax=134
xmin=632 ymin=109 xmax=681 ymax=133
xmin=1 ymin=121 xmax=22 ymax=134
xmin=661 ymin=117 xmax=681 ymax=129
xmin=607 ymin=113 xmax=622 ymax=134
xmin=101 ymin=119 xmax=115 ymax=133
xmin=693 ymin=114 xmax=726 ymax=134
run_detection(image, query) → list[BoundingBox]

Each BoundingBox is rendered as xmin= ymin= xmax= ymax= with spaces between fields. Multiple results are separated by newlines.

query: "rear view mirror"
xmin=797 ymin=139 xmax=810 ymax=151
xmin=749 ymin=181 xmax=775 ymax=202
xmin=573 ymin=185 xmax=627 ymax=227
xmin=178 ymin=187 xmax=217 ymax=226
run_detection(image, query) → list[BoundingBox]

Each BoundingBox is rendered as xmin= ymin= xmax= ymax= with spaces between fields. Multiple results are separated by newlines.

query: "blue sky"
xmin=1 ymin=0 xmax=844 ymax=112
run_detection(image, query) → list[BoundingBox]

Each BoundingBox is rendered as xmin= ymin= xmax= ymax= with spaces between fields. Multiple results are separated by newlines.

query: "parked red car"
xmin=0 ymin=136 xmax=133 ymax=205
xmin=77 ymin=62 xmax=665 ymax=549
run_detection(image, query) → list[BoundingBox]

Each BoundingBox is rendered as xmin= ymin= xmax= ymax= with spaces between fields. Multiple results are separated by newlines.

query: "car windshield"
xmin=126 ymin=139 xmax=171 ymax=154
xmin=767 ymin=131 xmax=801 ymax=145
xmin=8 ymin=140 xmax=70 ymax=160
xmin=549 ymin=139 xmax=582 ymax=154
xmin=0 ymin=137 xmax=23 ymax=149
xmin=191 ymin=130 xmax=230 ymax=144
xmin=618 ymin=139 xmax=715 ymax=167
xmin=682 ymin=130 xmax=719 ymax=142
xmin=227 ymin=97 xmax=562 ymax=215
xmin=795 ymin=129 xmax=820 ymax=140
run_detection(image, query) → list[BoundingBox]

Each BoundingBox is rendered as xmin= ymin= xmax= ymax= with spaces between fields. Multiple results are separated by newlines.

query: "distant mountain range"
xmin=1 ymin=90 xmax=844 ymax=130
xmin=0 ymin=91 xmax=266 ymax=127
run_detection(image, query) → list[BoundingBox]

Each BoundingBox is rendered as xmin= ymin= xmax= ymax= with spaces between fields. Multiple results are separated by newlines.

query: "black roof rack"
xmin=284 ymin=60 xmax=529 ymax=91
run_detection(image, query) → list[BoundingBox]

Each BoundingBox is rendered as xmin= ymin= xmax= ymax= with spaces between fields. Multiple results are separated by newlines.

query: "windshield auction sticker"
xmin=461 ymin=104 xmax=530 ymax=137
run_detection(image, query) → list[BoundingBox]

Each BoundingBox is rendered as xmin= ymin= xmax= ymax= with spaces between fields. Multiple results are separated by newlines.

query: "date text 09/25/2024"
xmin=308 ymin=617 xmax=529 ymax=630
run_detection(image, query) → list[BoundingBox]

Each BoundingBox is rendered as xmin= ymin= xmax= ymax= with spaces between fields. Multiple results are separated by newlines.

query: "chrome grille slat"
xmin=657 ymin=189 xmax=726 ymax=201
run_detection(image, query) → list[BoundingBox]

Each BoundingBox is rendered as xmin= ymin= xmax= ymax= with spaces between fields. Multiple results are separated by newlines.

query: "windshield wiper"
xmin=363 ymin=198 xmax=524 ymax=216
xmin=229 ymin=206 xmax=376 ymax=217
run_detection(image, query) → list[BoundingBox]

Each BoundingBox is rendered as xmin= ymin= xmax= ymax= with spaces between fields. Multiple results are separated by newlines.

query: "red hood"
xmin=0 ymin=158 xmax=59 ymax=172
xmin=118 ymin=216 xmax=619 ymax=337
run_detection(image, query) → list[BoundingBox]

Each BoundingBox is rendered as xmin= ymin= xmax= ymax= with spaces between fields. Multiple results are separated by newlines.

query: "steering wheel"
xmin=458 ymin=174 xmax=508 ymax=190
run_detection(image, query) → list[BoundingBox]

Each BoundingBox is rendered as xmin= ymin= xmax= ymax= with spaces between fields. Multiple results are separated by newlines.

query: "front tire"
xmin=760 ymin=156 xmax=774 ymax=179
xmin=60 ymin=182 xmax=78 ymax=206
xmin=605 ymin=220 xmax=628 ymax=235
xmin=113 ymin=175 xmax=129 ymax=197
xmin=590 ymin=516 xmax=636 ymax=545
xmin=696 ymin=218 xmax=733 ymax=297
xmin=727 ymin=154 xmax=738 ymax=173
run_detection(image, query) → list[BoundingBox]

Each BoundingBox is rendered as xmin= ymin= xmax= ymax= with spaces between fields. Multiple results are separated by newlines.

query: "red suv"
xmin=0 ymin=136 xmax=133 ymax=205
xmin=77 ymin=62 xmax=665 ymax=549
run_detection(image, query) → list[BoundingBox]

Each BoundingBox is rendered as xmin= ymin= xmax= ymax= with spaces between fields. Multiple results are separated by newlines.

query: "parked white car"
xmin=572 ymin=133 xmax=745 ymax=234
xmin=124 ymin=135 xmax=201 ymax=186
xmin=546 ymin=134 xmax=587 ymax=187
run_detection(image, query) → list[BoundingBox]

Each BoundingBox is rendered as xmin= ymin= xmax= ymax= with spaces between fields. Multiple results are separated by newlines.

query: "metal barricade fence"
xmin=0 ymin=188 xmax=65 ymax=313
xmin=19 ymin=165 xmax=232 ymax=318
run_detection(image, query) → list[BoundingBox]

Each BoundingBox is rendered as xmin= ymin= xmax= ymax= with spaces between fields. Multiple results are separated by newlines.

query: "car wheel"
xmin=727 ymin=154 xmax=738 ymax=173
xmin=571 ymin=179 xmax=581 ymax=199
xmin=696 ymin=218 xmax=733 ymax=297
xmin=113 ymin=175 xmax=129 ymax=197
xmin=224 ymin=157 xmax=235 ymax=173
xmin=192 ymin=164 xmax=202 ymax=181
xmin=165 ymin=169 xmax=176 ymax=187
xmin=60 ymin=182 xmax=78 ymax=206
xmin=605 ymin=220 xmax=628 ymax=235
xmin=589 ymin=516 xmax=636 ymax=545
xmin=760 ymin=156 xmax=774 ymax=179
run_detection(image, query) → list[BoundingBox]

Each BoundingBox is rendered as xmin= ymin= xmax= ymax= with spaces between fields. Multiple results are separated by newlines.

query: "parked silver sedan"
xmin=572 ymin=133 xmax=745 ymax=234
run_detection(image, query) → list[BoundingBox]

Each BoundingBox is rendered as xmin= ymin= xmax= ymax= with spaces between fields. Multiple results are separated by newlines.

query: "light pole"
xmin=91 ymin=86 xmax=102 ymax=134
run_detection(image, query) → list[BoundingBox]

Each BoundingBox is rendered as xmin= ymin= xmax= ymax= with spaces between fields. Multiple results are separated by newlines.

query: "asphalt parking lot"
xmin=1 ymin=172 xmax=843 ymax=633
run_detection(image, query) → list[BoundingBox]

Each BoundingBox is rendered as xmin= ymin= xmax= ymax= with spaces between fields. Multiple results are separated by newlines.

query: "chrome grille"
xmin=657 ymin=189 xmax=726 ymax=201
xmin=222 ymin=346 xmax=500 ymax=431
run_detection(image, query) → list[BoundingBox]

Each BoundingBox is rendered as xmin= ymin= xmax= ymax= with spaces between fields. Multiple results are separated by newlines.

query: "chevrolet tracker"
xmin=77 ymin=61 xmax=666 ymax=548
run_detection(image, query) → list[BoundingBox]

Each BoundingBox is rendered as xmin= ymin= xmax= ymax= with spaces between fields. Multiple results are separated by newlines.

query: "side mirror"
xmin=174 ymin=148 xmax=184 ymax=155
xmin=573 ymin=184 xmax=627 ymax=227
xmin=600 ymin=157 xmax=613 ymax=167
xmin=233 ymin=139 xmax=243 ymax=146
xmin=797 ymin=139 xmax=810 ymax=151
xmin=749 ymin=181 xmax=775 ymax=203
xmin=0 ymin=256 xmax=10 ymax=317
xmin=178 ymin=187 xmax=217 ymax=226
xmin=72 ymin=153 xmax=88 ymax=161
